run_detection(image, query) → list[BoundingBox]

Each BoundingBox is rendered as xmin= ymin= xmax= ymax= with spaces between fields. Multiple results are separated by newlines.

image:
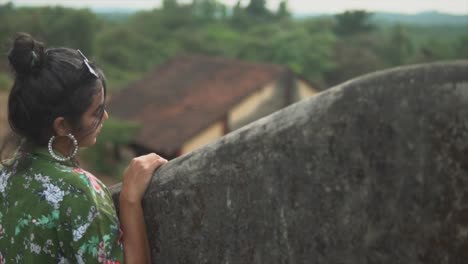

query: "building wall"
xmin=180 ymin=78 xmax=318 ymax=155
xmin=228 ymin=78 xmax=319 ymax=132
xmin=294 ymin=80 xmax=319 ymax=101
xmin=181 ymin=121 xmax=224 ymax=154
xmin=228 ymin=81 xmax=280 ymax=131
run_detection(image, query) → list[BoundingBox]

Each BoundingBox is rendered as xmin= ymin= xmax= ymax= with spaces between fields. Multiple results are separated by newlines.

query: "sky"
xmin=5 ymin=0 xmax=468 ymax=15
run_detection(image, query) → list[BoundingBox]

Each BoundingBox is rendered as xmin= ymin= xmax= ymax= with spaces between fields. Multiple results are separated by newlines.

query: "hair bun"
xmin=8 ymin=32 xmax=45 ymax=76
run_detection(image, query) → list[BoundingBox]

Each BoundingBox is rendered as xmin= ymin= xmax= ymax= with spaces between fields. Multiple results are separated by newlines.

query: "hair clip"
xmin=30 ymin=50 xmax=39 ymax=67
xmin=77 ymin=49 xmax=99 ymax=78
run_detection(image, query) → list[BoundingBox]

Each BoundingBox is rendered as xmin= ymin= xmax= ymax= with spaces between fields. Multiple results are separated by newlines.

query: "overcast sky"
xmin=6 ymin=0 xmax=468 ymax=15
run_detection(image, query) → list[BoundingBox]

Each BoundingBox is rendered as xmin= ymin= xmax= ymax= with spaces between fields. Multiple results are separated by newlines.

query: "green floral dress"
xmin=0 ymin=148 xmax=124 ymax=263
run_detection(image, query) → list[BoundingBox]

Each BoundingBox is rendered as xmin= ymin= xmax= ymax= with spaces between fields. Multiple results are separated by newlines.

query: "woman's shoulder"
xmin=28 ymin=157 xmax=110 ymax=200
xmin=26 ymin=162 xmax=117 ymax=221
xmin=66 ymin=167 xmax=110 ymax=199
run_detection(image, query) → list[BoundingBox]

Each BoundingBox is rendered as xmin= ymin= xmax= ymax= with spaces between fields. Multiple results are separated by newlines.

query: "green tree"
xmin=163 ymin=0 xmax=178 ymax=10
xmin=246 ymin=0 xmax=270 ymax=17
xmin=455 ymin=35 xmax=468 ymax=59
xmin=0 ymin=5 xmax=99 ymax=55
xmin=0 ymin=73 xmax=12 ymax=92
xmin=236 ymin=19 xmax=336 ymax=84
xmin=334 ymin=10 xmax=375 ymax=36
xmin=81 ymin=117 xmax=141 ymax=175
xmin=276 ymin=0 xmax=290 ymax=19
xmin=192 ymin=0 xmax=215 ymax=21
xmin=43 ymin=7 xmax=100 ymax=54
xmin=94 ymin=26 xmax=172 ymax=90
xmin=417 ymin=38 xmax=456 ymax=61
xmin=326 ymin=33 xmax=385 ymax=85
xmin=385 ymin=24 xmax=414 ymax=66
xmin=0 ymin=3 xmax=16 ymax=57
xmin=230 ymin=0 xmax=249 ymax=29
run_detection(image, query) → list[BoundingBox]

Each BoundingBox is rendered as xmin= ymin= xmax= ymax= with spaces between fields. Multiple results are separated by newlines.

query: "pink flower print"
xmin=86 ymin=172 xmax=103 ymax=193
xmin=73 ymin=167 xmax=85 ymax=174
xmin=104 ymin=260 xmax=120 ymax=264
xmin=0 ymin=224 xmax=3 ymax=238
xmin=73 ymin=167 xmax=104 ymax=196
xmin=98 ymin=241 xmax=106 ymax=263
xmin=118 ymin=228 xmax=124 ymax=245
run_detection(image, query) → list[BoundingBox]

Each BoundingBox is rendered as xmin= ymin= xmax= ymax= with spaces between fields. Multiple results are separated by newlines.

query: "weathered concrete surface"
xmin=110 ymin=60 xmax=468 ymax=264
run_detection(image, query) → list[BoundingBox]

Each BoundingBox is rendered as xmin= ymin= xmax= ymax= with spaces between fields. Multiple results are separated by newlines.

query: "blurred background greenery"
xmin=0 ymin=0 xmax=467 ymax=183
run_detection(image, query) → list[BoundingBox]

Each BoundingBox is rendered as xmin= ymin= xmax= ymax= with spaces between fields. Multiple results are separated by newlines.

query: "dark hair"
xmin=1 ymin=32 xmax=107 ymax=162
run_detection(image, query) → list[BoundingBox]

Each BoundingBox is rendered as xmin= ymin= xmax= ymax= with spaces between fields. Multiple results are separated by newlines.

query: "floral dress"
xmin=0 ymin=148 xmax=124 ymax=263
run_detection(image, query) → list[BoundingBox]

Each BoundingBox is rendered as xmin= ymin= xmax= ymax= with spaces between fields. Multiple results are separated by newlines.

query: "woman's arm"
xmin=119 ymin=153 xmax=167 ymax=264
xmin=119 ymin=199 xmax=151 ymax=264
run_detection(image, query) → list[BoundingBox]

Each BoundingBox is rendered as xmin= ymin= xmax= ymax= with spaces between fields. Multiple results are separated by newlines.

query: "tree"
xmin=0 ymin=5 xmax=100 ymax=55
xmin=94 ymin=26 xmax=173 ymax=89
xmin=276 ymin=0 xmax=290 ymax=19
xmin=163 ymin=0 xmax=178 ymax=10
xmin=334 ymin=10 xmax=375 ymax=36
xmin=455 ymin=35 xmax=468 ymax=59
xmin=192 ymin=0 xmax=226 ymax=22
xmin=43 ymin=7 xmax=100 ymax=54
xmin=230 ymin=0 xmax=249 ymax=29
xmin=385 ymin=24 xmax=414 ymax=66
xmin=236 ymin=20 xmax=336 ymax=84
xmin=0 ymin=3 xmax=16 ymax=55
xmin=325 ymin=34 xmax=384 ymax=85
xmin=245 ymin=0 xmax=271 ymax=19
xmin=81 ymin=117 xmax=141 ymax=175
xmin=417 ymin=38 xmax=455 ymax=61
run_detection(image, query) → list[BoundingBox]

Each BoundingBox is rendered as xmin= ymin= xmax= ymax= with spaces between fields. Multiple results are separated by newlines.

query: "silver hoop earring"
xmin=48 ymin=133 xmax=79 ymax=162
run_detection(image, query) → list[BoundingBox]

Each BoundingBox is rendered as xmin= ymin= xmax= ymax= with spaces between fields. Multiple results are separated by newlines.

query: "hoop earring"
xmin=48 ymin=133 xmax=79 ymax=162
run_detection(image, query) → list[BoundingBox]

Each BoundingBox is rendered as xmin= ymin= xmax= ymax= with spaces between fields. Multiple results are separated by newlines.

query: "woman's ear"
xmin=52 ymin=117 xmax=72 ymax=136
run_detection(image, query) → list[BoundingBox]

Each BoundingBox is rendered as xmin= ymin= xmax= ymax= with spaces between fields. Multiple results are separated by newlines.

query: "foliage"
xmin=1 ymin=1 xmax=466 ymax=176
xmin=80 ymin=117 xmax=141 ymax=176
xmin=276 ymin=0 xmax=291 ymax=19
xmin=0 ymin=5 xmax=99 ymax=54
xmin=384 ymin=24 xmax=414 ymax=66
xmin=334 ymin=10 xmax=375 ymax=36
xmin=455 ymin=35 xmax=468 ymax=59
xmin=0 ymin=73 xmax=12 ymax=92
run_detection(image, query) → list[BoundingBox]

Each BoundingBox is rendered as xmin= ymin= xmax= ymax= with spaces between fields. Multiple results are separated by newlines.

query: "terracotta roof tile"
xmin=108 ymin=55 xmax=289 ymax=155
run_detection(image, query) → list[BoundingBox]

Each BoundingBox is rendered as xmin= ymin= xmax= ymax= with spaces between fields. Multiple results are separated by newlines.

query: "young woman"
xmin=0 ymin=33 xmax=166 ymax=263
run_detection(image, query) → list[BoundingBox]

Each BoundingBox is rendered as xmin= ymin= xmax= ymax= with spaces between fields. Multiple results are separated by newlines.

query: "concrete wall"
xmin=110 ymin=60 xmax=468 ymax=264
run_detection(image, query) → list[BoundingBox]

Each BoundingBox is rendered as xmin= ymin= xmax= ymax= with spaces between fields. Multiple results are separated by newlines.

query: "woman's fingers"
xmin=120 ymin=153 xmax=167 ymax=204
xmin=145 ymin=153 xmax=168 ymax=171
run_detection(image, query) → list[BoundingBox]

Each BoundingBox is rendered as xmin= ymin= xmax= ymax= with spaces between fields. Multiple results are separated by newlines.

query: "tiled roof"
xmin=108 ymin=55 xmax=289 ymax=155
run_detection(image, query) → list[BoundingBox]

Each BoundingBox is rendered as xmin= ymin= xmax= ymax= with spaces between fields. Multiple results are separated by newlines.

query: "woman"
xmin=0 ymin=33 xmax=166 ymax=263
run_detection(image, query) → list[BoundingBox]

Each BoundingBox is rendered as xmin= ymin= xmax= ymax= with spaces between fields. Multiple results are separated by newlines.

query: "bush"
xmin=0 ymin=73 xmax=12 ymax=92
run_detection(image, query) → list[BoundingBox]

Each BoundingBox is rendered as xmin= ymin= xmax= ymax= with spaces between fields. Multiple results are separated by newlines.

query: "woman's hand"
xmin=120 ymin=153 xmax=167 ymax=204
xmin=119 ymin=153 xmax=166 ymax=264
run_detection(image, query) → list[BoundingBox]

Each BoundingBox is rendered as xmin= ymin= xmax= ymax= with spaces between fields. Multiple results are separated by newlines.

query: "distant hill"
xmin=92 ymin=7 xmax=138 ymax=22
xmin=92 ymin=7 xmax=468 ymax=26
xmin=371 ymin=11 xmax=468 ymax=25
xmin=294 ymin=11 xmax=468 ymax=26
xmin=92 ymin=7 xmax=140 ymax=14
